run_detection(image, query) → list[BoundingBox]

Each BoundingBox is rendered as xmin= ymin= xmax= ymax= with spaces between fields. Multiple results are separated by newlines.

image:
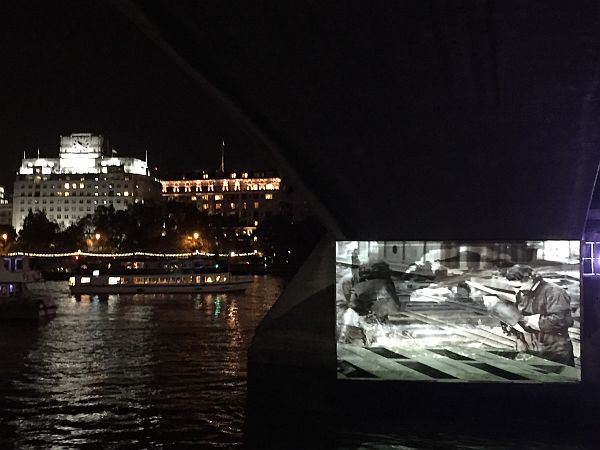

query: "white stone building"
xmin=12 ymin=133 xmax=161 ymax=230
xmin=161 ymin=171 xmax=284 ymax=222
xmin=0 ymin=186 xmax=12 ymax=226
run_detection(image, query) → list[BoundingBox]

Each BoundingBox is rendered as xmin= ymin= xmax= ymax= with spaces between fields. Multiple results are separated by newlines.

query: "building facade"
xmin=12 ymin=133 xmax=161 ymax=230
xmin=0 ymin=187 xmax=12 ymax=226
xmin=161 ymin=171 xmax=283 ymax=222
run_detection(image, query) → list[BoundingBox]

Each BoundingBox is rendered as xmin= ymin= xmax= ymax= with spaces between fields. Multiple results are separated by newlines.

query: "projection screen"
xmin=336 ymin=241 xmax=581 ymax=383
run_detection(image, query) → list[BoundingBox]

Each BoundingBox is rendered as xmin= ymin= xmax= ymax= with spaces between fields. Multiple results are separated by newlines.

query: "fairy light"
xmin=6 ymin=250 xmax=259 ymax=258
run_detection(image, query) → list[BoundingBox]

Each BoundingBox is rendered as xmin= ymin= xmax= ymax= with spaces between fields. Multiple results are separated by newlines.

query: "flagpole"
xmin=221 ymin=140 xmax=225 ymax=173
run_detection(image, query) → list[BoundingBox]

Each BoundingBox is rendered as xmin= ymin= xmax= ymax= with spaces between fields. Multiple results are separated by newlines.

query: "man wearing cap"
xmin=506 ymin=264 xmax=575 ymax=366
xmin=337 ymin=258 xmax=405 ymax=345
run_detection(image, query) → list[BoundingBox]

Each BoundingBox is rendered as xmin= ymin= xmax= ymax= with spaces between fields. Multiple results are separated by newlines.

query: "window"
xmin=583 ymin=242 xmax=600 ymax=276
xmin=265 ymin=194 xmax=273 ymax=200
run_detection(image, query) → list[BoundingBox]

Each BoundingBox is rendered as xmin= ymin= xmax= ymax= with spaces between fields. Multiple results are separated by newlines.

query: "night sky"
xmin=0 ymin=1 xmax=272 ymax=190
xmin=3 ymin=2 xmax=600 ymax=239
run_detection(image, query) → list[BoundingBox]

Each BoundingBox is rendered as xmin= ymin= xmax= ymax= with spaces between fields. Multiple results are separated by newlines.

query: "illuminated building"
xmin=12 ymin=133 xmax=161 ymax=230
xmin=161 ymin=171 xmax=283 ymax=221
xmin=0 ymin=186 xmax=12 ymax=225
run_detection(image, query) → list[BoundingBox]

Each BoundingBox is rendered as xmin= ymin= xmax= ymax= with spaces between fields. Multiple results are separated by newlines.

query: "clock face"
xmin=72 ymin=136 xmax=91 ymax=149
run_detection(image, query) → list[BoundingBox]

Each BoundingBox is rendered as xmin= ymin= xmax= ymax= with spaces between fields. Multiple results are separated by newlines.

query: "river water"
xmin=0 ymin=278 xmax=592 ymax=449
xmin=0 ymin=277 xmax=284 ymax=448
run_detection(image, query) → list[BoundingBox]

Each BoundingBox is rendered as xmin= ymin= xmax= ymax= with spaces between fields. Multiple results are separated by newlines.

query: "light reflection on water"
xmin=0 ymin=277 xmax=284 ymax=448
xmin=2 ymin=279 xmax=588 ymax=449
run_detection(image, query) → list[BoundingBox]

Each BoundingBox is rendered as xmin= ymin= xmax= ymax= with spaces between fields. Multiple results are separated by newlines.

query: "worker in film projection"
xmin=506 ymin=264 xmax=575 ymax=366
xmin=336 ymin=257 xmax=405 ymax=345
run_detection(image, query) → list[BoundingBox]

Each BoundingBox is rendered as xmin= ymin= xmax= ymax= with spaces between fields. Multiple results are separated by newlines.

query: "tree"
xmin=15 ymin=211 xmax=59 ymax=252
xmin=55 ymin=221 xmax=89 ymax=252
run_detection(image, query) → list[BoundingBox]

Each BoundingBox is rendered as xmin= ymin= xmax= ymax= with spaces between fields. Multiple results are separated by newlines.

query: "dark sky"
xmin=0 ymin=1 xmax=272 ymax=190
xmin=3 ymin=1 xmax=600 ymax=239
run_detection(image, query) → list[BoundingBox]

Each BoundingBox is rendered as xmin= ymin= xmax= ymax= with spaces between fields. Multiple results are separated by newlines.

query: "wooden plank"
xmin=337 ymin=344 xmax=427 ymax=380
xmin=454 ymin=347 xmax=579 ymax=382
xmin=404 ymin=348 xmax=507 ymax=381
xmin=402 ymin=310 xmax=515 ymax=348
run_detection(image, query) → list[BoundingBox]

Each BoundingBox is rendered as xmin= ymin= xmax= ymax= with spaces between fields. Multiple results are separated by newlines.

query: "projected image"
xmin=336 ymin=241 xmax=581 ymax=382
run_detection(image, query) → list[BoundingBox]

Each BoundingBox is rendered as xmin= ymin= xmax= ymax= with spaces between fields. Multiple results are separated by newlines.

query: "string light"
xmin=6 ymin=250 xmax=259 ymax=258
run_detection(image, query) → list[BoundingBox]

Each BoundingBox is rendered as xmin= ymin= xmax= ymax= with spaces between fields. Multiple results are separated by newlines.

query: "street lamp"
xmin=193 ymin=232 xmax=200 ymax=240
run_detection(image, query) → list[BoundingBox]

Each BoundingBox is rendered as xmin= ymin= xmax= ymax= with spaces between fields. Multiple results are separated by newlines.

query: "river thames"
xmin=0 ymin=277 xmax=284 ymax=448
xmin=0 ymin=277 xmax=592 ymax=449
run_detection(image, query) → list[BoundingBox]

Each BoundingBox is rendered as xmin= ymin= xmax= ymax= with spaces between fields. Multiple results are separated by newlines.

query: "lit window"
xmin=254 ymin=202 xmax=259 ymax=208
xmin=215 ymin=195 xmax=223 ymax=201
xmin=64 ymin=192 xmax=69 ymax=197
xmin=202 ymin=204 xmax=209 ymax=210
xmin=265 ymin=194 xmax=273 ymax=200
xmin=230 ymin=202 xmax=236 ymax=209
xmin=79 ymin=183 xmax=84 ymax=188
xmin=64 ymin=183 xmax=70 ymax=189
xmin=216 ymin=203 xmax=222 ymax=210
xmin=80 ymin=277 xmax=91 ymax=284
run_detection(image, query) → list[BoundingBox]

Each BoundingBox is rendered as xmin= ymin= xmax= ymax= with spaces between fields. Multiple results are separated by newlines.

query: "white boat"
xmin=68 ymin=258 xmax=254 ymax=294
xmin=0 ymin=256 xmax=57 ymax=322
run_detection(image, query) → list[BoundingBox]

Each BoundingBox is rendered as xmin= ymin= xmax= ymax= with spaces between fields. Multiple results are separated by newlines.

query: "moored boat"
xmin=0 ymin=256 xmax=57 ymax=323
xmin=69 ymin=257 xmax=254 ymax=294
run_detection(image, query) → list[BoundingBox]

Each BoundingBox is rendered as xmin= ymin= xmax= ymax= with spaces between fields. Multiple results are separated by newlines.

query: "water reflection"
xmin=0 ymin=278 xmax=283 ymax=448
